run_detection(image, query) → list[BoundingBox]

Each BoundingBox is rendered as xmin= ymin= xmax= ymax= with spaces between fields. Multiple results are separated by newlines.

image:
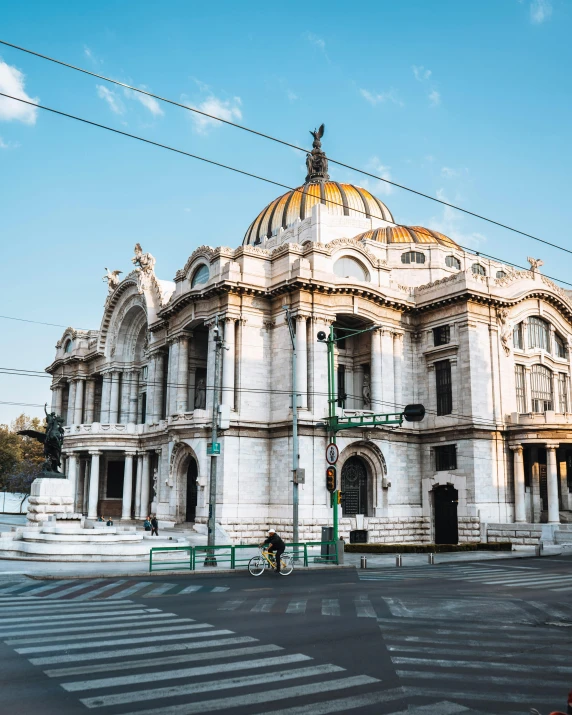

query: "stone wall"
xmin=458 ymin=516 xmax=481 ymax=542
xmin=486 ymin=522 xmax=542 ymax=545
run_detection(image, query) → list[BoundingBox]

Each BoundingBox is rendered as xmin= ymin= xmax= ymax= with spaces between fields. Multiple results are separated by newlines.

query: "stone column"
xmin=393 ymin=332 xmax=404 ymax=410
xmin=51 ymin=384 xmax=62 ymax=414
xmin=510 ymin=445 xmax=526 ymax=523
xmin=176 ymin=335 xmax=190 ymax=413
xmin=84 ymin=378 xmax=96 ymax=423
xmin=145 ymin=358 xmax=155 ymax=424
xmin=119 ymin=372 xmax=131 ymax=424
xmin=109 ymin=371 xmax=121 ymax=423
xmin=121 ymin=451 xmax=135 ymax=520
xmin=67 ymin=379 xmax=77 ymax=425
xmin=166 ymin=340 xmax=179 ymax=417
xmin=154 ymin=352 xmax=165 ymax=421
xmin=381 ymin=329 xmax=394 ymax=411
xmin=134 ymin=453 xmax=143 ymax=518
xmin=354 ymin=364 xmax=365 ymax=410
xmin=128 ymin=369 xmax=139 ymax=423
xmin=221 ymin=320 xmax=236 ymax=410
xmin=87 ymin=451 xmax=101 ymax=519
xmin=66 ymin=452 xmax=79 ymax=510
xmin=295 ymin=316 xmax=308 ymax=409
xmin=101 ymin=372 xmax=112 ymax=423
xmin=370 ymin=328 xmax=382 ymax=411
xmin=74 ymin=378 xmax=85 ymax=425
xmin=140 ymin=452 xmax=151 ymax=518
xmin=546 ymin=445 xmax=560 ymax=524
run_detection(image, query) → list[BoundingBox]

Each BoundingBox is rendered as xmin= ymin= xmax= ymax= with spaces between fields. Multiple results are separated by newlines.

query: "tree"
xmin=0 ymin=425 xmax=22 ymax=492
xmin=11 ymin=414 xmax=45 ymax=467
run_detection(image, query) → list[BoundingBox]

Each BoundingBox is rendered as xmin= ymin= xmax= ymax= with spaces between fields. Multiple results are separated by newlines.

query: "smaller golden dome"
xmin=355 ymin=225 xmax=459 ymax=248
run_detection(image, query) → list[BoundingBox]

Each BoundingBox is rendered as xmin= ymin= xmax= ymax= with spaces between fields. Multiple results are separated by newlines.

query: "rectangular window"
xmin=433 ymin=325 xmax=450 ymax=346
xmin=434 ymin=444 xmax=457 ymax=471
xmin=531 ymin=365 xmax=553 ymax=412
xmin=435 ymin=360 xmax=453 ymax=415
xmin=559 ymin=373 xmax=569 ymax=413
xmin=515 ymin=365 xmax=527 ymax=413
xmin=555 ymin=334 xmax=567 ymax=358
xmin=513 ymin=323 xmax=523 ymax=350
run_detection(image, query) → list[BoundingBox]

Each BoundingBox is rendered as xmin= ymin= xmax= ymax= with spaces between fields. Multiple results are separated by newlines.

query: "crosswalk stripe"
xmin=0 ymin=614 xmax=182 ymax=637
xmin=528 ymin=600 xmax=572 ymax=619
xmin=384 ymin=634 xmax=572 ymax=648
xmin=29 ymin=636 xmax=258 ymax=666
xmin=79 ymin=663 xmax=347 ymax=709
xmin=74 ymin=580 xmax=130 ymax=600
xmin=104 ymin=581 xmax=155 ymax=599
xmin=211 ymin=586 xmax=229 ymax=592
xmin=383 ymin=703 xmax=470 ymax=715
xmin=286 ymin=599 xmax=307 ymax=614
xmin=5 ymin=620 xmax=194 ymax=645
xmin=0 ymin=607 xmax=149 ymax=624
xmin=551 ymin=584 xmax=572 ymax=592
xmin=0 ymin=601 xmax=137 ymax=615
xmin=255 ymin=688 xmax=408 ymax=715
xmin=0 ymin=582 xmax=64 ymax=594
xmin=354 ymin=595 xmax=376 ymax=618
xmin=63 ymin=653 xmax=312 ymax=692
xmin=387 ymin=644 xmax=570 ymax=662
xmin=179 ymin=585 xmax=202 ymax=594
xmin=217 ymin=600 xmax=244 ymax=611
xmin=33 ymin=580 xmax=108 ymax=598
xmin=15 ymin=627 xmax=227 ymax=654
xmin=45 ymin=644 xmax=283 ymax=678
xmin=322 ymin=599 xmax=340 ymax=616
xmin=251 ymin=598 xmax=276 ymax=612
xmin=5 ymin=581 xmax=79 ymax=597
xmin=402 ymin=685 xmax=548 ymax=706
xmin=478 ymin=576 xmax=572 ymax=586
xmin=396 ymin=669 xmax=568 ymax=689
xmin=140 ymin=582 xmax=177 ymax=597
xmin=381 ymin=625 xmax=571 ymax=643
xmin=117 ymin=675 xmax=381 ymax=715
xmin=392 ymin=656 xmax=572 ymax=674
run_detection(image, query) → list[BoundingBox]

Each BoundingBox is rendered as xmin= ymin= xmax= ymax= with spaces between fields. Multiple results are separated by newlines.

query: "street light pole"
xmin=283 ymin=307 xmax=299 ymax=547
xmin=206 ymin=317 xmax=223 ymax=566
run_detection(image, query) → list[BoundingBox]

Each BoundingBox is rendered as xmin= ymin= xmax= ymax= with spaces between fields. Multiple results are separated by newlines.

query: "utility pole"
xmin=206 ymin=316 xmax=223 ymax=566
xmin=283 ymin=306 xmax=299 ymax=548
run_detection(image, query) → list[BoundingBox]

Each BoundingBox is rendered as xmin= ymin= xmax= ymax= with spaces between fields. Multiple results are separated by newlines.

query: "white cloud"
xmin=187 ymin=94 xmax=242 ymax=134
xmin=426 ymin=188 xmax=486 ymax=248
xmin=530 ymin=0 xmax=552 ymax=23
xmin=412 ymin=65 xmax=432 ymax=82
xmin=360 ymin=88 xmax=404 ymax=107
xmin=305 ymin=32 xmax=326 ymax=51
xmin=84 ymin=46 xmax=102 ymax=65
xmin=441 ymin=167 xmax=458 ymax=178
xmin=0 ymin=59 xmax=38 ymax=125
xmin=96 ymin=85 xmax=125 ymax=115
xmin=428 ymin=89 xmax=441 ymax=106
xmin=359 ymin=156 xmax=394 ymax=197
xmin=123 ymin=87 xmax=164 ymax=116
xmin=286 ymin=89 xmax=298 ymax=102
xmin=0 ymin=136 xmax=19 ymax=149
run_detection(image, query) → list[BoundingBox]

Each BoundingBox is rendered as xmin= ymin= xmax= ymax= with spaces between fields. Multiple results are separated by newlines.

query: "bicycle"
xmin=248 ymin=547 xmax=293 ymax=576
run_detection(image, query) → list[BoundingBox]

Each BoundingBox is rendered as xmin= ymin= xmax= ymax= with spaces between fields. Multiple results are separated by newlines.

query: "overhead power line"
xmin=2 ymin=91 xmax=572 ymax=291
xmin=1 ymin=39 xmax=570 ymax=258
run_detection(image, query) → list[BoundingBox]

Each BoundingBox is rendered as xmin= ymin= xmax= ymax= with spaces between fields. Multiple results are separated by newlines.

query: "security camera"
xmin=317 ymin=331 xmax=327 ymax=341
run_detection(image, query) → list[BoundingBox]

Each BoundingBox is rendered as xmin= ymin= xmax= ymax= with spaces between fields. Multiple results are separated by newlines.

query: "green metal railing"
xmin=149 ymin=540 xmax=339 ymax=573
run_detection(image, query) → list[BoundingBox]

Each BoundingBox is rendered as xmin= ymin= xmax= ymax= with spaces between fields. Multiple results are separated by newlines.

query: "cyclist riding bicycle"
xmin=261 ymin=528 xmax=285 ymax=573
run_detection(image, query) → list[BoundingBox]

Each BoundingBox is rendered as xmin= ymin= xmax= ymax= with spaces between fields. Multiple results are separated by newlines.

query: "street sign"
xmin=325 ymin=443 xmax=339 ymax=465
xmin=207 ymin=442 xmax=221 ymax=456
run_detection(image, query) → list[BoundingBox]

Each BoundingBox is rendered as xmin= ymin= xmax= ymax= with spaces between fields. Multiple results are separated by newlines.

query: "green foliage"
xmin=0 ymin=425 xmax=22 ymax=491
xmin=0 ymin=414 xmax=45 ymax=494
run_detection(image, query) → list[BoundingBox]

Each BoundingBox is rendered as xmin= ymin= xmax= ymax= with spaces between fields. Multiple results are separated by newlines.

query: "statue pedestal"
xmin=27 ymin=478 xmax=78 ymax=525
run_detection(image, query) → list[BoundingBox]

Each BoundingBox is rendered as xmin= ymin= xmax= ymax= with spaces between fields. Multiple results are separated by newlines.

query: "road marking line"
xmin=116 ymin=675 xmax=380 ymax=715
xmin=386 ymin=644 xmax=570 ymax=661
xmin=15 ymin=627 xmax=226 ymax=654
xmin=0 ymin=601 xmax=137 ymax=616
xmin=218 ymin=600 xmax=244 ymax=611
xmin=211 ymin=586 xmax=229 ymax=592
xmin=255 ymin=688 xmax=408 ymax=715
xmin=63 ymin=653 xmax=312 ymax=691
xmin=104 ymin=582 xmax=155 ymax=599
xmin=178 ymin=585 xmax=202 ymax=594
xmin=5 ymin=620 xmax=194 ymax=645
xmin=321 ymin=599 xmax=340 ymax=617
xmin=251 ymin=598 xmax=276 ymax=612
xmin=0 ymin=608 xmax=158 ymax=626
xmin=286 ymin=599 xmax=307 ymax=614
xmin=8 ymin=581 xmax=86 ymax=597
xmin=354 ymin=596 xmax=377 ymax=618
xmin=402 ymin=685 xmax=547 ymax=705
xmin=44 ymin=644 xmax=283 ymax=677
xmin=391 ymin=656 xmax=572 ymax=674
xmin=79 ymin=664 xmax=346 ymax=708
xmin=29 ymin=636 xmax=257 ymax=666
xmin=133 ymin=582 xmax=175 ymax=597
xmin=0 ymin=614 xmax=181 ymax=637
xmin=73 ymin=581 xmax=130 ymax=600
xmin=396 ymin=669 xmax=569 ymax=688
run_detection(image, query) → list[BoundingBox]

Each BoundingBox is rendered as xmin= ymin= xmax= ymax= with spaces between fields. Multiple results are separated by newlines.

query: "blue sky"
xmin=0 ymin=0 xmax=570 ymax=424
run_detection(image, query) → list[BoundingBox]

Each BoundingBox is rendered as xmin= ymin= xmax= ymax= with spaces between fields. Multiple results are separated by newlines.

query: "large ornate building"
xmin=48 ymin=130 xmax=571 ymax=544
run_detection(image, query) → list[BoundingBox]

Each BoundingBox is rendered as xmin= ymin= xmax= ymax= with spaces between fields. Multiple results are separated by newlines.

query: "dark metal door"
xmin=434 ymin=485 xmax=458 ymax=544
xmin=186 ymin=458 xmax=198 ymax=522
xmin=341 ymin=457 xmax=368 ymax=516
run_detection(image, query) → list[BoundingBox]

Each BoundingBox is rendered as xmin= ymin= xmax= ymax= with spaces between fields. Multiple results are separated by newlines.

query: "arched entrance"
xmin=341 ymin=456 xmax=368 ymax=516
xmin=433 ymin=484 xmax=459 ymax=544
xmin=186 ymin=458 xmax=198 ymax=522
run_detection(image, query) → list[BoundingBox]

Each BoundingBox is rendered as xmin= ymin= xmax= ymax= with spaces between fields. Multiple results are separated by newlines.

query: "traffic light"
xmin=337 ymin=491 xmax=342 ymax=504
xmin=403 ymin=403 xmax=426 ymax=422
xmin=326 ymin=466 xmax=336 ymax=492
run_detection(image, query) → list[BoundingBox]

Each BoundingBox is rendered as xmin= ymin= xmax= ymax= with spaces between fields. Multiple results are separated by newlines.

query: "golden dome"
xmin=243 ymin=181 xmax=394 ymax=246
xmin=354 ymin=225 xmax=459 ymax=248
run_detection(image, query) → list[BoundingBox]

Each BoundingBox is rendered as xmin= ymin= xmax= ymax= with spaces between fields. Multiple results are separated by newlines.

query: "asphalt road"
xmin=0 ymin=553 xmax=571 ymax=715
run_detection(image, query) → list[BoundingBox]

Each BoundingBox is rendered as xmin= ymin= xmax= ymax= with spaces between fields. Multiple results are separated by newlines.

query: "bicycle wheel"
xmin=248 ymin=555 xmax=266 ymax=576
xmin=279 ymin=554 xmax=293 ymax=576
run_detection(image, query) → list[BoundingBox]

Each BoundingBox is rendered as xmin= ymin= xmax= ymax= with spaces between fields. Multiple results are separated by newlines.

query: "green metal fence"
xmin=149 ymin=541 xmax=339 ymax=573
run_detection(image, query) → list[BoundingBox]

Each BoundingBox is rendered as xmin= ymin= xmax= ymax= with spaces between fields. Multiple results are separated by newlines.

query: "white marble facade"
xmin=48 ymin=170 xmax=572 ymax=543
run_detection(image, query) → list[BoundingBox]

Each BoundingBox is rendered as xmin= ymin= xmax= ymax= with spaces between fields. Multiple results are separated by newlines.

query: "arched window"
xmin=496 ymin=270 xmax=507 ymax=279
xmin=471 ymin=263 xmax=486 ymax=276
xmin=445 ymin=255 xmax=461 ymax=270
xmin=530 ymin=364 xmax=553 ymax=412
xmin=333 ymin=256 xmax=369 ymax=281
xmin=191 ymin=263 xmax=209 ymax=288
xmin=555 ymin=332 xmax=567 ymax=358
xmin=527 ymin=316 xmax=550 ymax=351
xmin=64 ymin=340 xmax=73 ymax=353
xmin=401 ymin=251 xmax=426 ymax=265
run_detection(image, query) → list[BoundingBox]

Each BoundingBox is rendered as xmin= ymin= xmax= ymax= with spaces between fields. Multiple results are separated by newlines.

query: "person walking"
xmin=261 ymin=528 xmax=285 ymax=573
xmin=151 ymin=515 xmax=159 ymax=536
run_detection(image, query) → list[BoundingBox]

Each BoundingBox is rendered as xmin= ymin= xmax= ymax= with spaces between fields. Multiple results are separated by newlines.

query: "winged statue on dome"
xmin=305 ymin=123 xmax=329 ymax=182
